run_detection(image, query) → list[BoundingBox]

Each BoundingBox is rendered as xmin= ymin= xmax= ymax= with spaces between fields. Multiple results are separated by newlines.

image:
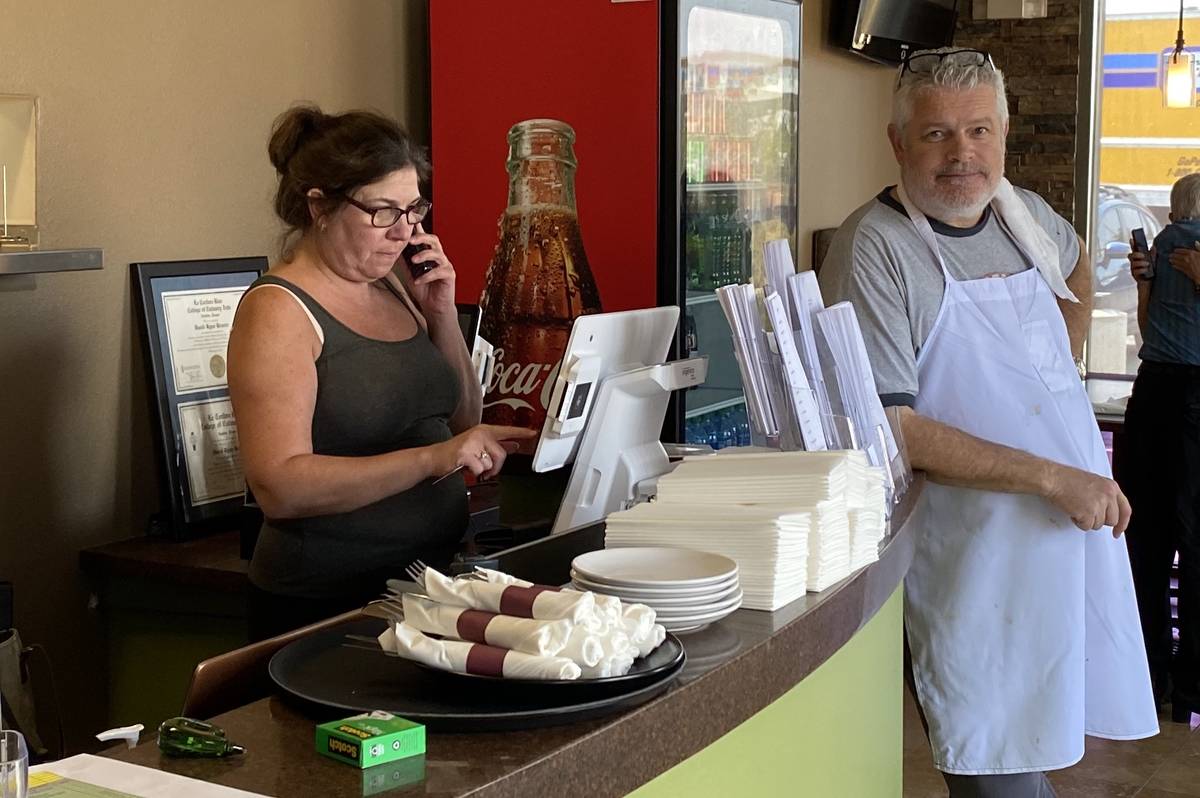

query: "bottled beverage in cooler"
xmin=478 ymin=119 xmax=603 ymax=453
xmin=735 ymin=405 xmax=752 ymax=447
xmin=719 ymin=413 xmax=738 ymax=450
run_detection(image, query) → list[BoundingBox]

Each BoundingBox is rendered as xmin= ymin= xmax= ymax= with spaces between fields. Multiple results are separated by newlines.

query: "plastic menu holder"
xmin=762 ymin=342 xmax=803 ymax=451
xmin=820 ymin=412 xmax=858 ymax=452
xmin=731 ymin=347 xmax=776 ymax=441
xmin=882 ymin=405 xmax=914 ymax=503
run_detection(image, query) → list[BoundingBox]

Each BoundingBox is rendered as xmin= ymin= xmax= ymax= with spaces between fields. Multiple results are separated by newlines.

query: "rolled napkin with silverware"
xmin=379 ymin=622 xmax=582 ymax=680
xmin=581 ymin=652 xmax=636 ymax=679
xmin=559 ymin=624 xmax=620 ymax=667
xmin=622 ymin=603 xmax=656 ymax=640
xmin=474 ymin=567 xmax=624 ymax=622
xmin=401 ymin=594 xmax=575 ymax=658
xmin=474 ymin=566 xmax=665 ymax=658
xmin=630 ymin=623 xmax=667 ymax=658
xmin=422 ymin=567 xmax=596 ymax=623
xmin=588 ymin=612 xmax=663 ymax=659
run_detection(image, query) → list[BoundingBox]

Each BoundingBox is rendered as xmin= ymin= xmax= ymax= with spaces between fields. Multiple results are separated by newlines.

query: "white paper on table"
xmin=717 ymin=284 xmax=776 ymax=435
xmin=786 ymin=271 xmax=836 ymax=439
xmin=815 ymin=302 xmax=899 ymax=470
xmin=763 ymin=239 xmax=796 ymax=320
xmin=30 ymin=755 xmax=266 ymax=797
xmin=740 ymin=283 xmax=778 ymax=430
xmin=764 ymin=292 xmax=827 ymax=451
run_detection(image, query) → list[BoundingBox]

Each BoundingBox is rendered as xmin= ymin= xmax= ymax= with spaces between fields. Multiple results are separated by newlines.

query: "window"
xmin=1086 ymin=0 xmax=1200 ymax=407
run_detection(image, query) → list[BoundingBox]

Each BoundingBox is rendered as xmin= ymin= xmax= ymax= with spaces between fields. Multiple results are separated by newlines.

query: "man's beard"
xmin=901 ymin=162 xmax=1000 ymax=224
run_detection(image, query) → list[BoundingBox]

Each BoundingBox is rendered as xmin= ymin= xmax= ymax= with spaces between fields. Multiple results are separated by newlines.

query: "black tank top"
xmin=245 ymin=275 xmax=467 ymax=599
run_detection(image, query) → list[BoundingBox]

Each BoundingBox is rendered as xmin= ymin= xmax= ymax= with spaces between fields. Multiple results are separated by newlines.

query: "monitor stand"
xmin=551 ymin=356 xmax=707 ymax=536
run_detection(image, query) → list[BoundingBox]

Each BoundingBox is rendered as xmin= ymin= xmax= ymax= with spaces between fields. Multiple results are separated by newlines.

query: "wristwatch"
xmin=1074 ymin=356 xmax=1087 ymax=380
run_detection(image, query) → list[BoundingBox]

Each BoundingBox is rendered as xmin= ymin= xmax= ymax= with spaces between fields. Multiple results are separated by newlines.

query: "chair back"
xmin=180 ymin=608 xmax=362 ymax=719
xmin=811 ymin=228 xmax=838 ymax=275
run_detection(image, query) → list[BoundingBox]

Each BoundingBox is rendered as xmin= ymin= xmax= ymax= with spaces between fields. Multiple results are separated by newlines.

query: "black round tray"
xmin=268 ymin=617 xmax=686 ymax=732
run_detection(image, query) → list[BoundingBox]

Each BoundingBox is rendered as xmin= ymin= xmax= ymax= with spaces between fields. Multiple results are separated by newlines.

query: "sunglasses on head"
xmin=896 ymin=48 xmax=996 ymax=89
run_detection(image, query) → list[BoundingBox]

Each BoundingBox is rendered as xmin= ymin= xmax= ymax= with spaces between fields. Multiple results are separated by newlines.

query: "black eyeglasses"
xmin=896 ymin=48 xmax=996 ymax=89
xmin=339 ymin=194 xmax=432 ymax=228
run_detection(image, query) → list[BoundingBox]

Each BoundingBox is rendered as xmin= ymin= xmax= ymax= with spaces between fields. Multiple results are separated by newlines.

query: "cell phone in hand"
xmin=1131 ymin=227 xmax=1154 ymax=280
xmin=403 ymin=241 xmax=435 ymax=278
xmin=1132 ymin=227 xmax=1149 ymax=253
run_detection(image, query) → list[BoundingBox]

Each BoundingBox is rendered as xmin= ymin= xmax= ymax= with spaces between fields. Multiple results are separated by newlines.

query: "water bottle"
xmin=719 ymin=412 xmax=737 ymax=450
xmin=737 ymin=414 xmax=752 ymax=447
xmin=704 ymin=415 xmax=721 ymax=450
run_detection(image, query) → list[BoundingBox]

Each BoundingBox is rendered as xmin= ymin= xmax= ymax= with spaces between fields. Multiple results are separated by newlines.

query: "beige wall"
xmin=798 ymin=0 xmax=897 ymax=267
xmin=0 ymin=0 xmax=426 ymax=747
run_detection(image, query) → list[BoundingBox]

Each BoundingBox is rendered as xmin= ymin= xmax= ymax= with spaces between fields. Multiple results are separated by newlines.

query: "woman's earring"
xmin=318 ymin=218 xmax=328 ymax=233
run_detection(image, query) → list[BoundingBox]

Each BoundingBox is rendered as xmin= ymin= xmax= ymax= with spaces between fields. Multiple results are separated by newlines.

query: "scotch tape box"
xmin=316 ymin=711 xmax=425 ymax=769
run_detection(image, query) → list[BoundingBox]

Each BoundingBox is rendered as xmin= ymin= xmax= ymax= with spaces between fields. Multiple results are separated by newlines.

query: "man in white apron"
xmin=819 ymin=48 xmax=1159 ymax=797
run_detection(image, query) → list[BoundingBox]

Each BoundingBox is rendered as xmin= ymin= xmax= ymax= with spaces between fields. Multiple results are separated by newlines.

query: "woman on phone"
xmin=228 ymin=105 xmax=533 ymax=639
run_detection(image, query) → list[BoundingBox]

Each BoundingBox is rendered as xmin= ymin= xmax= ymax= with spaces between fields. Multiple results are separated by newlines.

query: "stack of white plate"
xmin=571 ymin=548 xmax=741 ymax=633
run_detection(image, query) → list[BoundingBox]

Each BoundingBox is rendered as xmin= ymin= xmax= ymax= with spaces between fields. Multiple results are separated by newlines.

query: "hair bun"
xmin=268 ymin=104 xmax=326 ymax=174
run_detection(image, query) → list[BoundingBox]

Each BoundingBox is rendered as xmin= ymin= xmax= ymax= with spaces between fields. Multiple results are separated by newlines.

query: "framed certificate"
xmin=133 ymin=257 xmax=267 ymax=538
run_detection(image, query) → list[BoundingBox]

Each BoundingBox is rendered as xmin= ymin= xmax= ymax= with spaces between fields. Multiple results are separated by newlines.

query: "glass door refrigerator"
xmin=659 ymin=0 xmax=802 ymax=448
xmin=429 ymin=0 xmax=799 ymax=450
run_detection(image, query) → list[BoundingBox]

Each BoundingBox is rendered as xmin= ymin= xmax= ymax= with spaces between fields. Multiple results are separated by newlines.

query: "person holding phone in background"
xmin=228 ymin=105 xmax=534 ymax=640
xmin=1117 ymin=171 xmax=1200 ymax=723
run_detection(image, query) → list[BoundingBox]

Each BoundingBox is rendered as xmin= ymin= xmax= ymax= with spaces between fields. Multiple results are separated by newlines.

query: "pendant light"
xmin=1165 ymin=0 xmax=1196 ymax=108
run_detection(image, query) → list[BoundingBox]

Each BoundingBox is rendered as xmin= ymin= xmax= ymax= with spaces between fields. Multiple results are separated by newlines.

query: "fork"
xmin=404 ymin=560 xmax=427 ymax=586
xmin=376 ymin=596 xmax=407 ymax=615
xmin=342 ymin=633 xmax=404 ymax=658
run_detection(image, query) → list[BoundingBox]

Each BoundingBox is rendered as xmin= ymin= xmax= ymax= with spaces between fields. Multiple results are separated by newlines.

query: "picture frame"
xmin=132 ymin=257 xmax=267 ymax=538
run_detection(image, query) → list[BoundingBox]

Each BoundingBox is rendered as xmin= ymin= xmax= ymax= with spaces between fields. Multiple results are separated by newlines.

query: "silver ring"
xmin=479 ymin=451 xmax=491 ymax=461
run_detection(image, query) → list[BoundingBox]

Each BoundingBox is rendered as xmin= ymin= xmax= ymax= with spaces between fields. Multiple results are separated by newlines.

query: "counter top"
xmin=113 ymin=475 xmax=923 ymax=797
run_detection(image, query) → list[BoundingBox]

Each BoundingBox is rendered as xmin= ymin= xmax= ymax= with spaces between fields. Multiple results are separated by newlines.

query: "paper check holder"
xmin=529 ymin=307 xmax=708 ymax=537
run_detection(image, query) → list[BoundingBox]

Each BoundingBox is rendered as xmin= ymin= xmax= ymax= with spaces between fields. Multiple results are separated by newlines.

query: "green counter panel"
xmin=631 ymin=586 xmax=904 ymax=798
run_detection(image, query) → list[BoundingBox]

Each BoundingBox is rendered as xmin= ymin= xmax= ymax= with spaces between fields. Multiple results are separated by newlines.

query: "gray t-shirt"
xmin=817 ymin=186 xmax=1081 ymax=406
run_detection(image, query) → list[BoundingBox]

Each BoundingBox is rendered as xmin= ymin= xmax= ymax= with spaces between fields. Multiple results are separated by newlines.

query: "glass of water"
xmin=0 ymin=730 xmax=28 ymax=798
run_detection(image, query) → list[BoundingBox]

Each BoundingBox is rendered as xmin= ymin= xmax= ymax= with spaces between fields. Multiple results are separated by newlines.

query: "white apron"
xmin=898 ymin=188 xmax=1159 ymax=775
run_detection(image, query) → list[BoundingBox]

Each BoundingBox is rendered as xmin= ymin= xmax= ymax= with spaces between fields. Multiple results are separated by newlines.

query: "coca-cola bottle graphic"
xmin=478 ymin=119 xmax=603 ymax=453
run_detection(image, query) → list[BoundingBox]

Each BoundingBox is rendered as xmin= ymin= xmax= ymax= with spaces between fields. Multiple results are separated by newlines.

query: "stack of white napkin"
xmin=604 ymin=450 xmax=888 ymax=608
xmin=376 ymin=567 xmax=666 ymax=680
xmin=849 ymin=508 xmax=886 ymax=571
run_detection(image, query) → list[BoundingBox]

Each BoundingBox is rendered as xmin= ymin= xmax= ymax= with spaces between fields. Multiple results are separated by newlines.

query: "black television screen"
xmin=831 ymin=0 xmax=959 ymax=66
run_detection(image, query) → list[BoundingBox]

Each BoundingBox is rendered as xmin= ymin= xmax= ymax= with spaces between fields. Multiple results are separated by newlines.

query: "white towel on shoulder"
xmin=990 ymin=178 xmax=1079 ymax=303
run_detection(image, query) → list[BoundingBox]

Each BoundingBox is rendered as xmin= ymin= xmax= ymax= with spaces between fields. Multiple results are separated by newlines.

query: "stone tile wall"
xmin=956 ymin=1 xmax=1083 ymax=223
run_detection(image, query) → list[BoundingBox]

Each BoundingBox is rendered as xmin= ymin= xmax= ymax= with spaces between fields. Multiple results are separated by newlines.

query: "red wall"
xmin=429 ymin=0 xmax=660 ymax=312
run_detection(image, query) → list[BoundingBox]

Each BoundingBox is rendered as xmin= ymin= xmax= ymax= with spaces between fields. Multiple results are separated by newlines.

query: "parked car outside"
xmin=1088 ymin=185 xmax=1165 ymax=373
xmin=1094 ymin=184 xmax=1163 ymax=295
